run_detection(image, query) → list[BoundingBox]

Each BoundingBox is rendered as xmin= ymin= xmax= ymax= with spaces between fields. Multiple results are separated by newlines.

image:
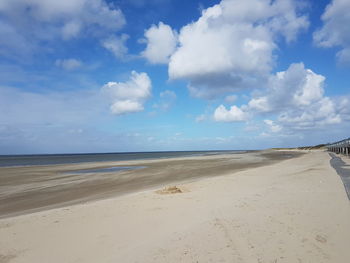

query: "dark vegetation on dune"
xmin=272 ymin=144 xmax=326 ymax=150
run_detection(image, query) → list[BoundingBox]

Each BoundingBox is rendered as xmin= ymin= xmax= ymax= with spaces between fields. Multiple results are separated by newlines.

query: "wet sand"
xmin=0 ymin=150 xmax=301 ymax=218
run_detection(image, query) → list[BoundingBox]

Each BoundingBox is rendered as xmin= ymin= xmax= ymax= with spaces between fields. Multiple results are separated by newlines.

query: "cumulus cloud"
xmin=1 ymin=0 xmax=125 ymax=34
xmin=110 ymin=100 xmax=144 ymax=115
xmin=55 ymin=58 xmax=82 ymax=71
xmin=314 ymin=0 xmax=350 ymax=64
xmin=213 ymin=105 xmax=248 ymax=122
xmin=264 ymin=63 xmax=343 ymax=130
xmin=277 ymin=97 xmax=341 ymax=129
xmin=247 ymin=97 xmax=270 ymax=112
xmin=102 ymin=71 xmax=152 ymax=115
xmin=101 ymin=34 xmax=129 ymax=59
xmin=250 ymin=63 xmax=327 ymax=113
xmin=141 ymin=22 xmax=178 ymax=64
xmin=0 ymin=0 xmax=125 ymax=58
xmin=168 ymin=0 xmax=308 ymax=99
xmin=215 ymin=63 xmax=347 ymax=131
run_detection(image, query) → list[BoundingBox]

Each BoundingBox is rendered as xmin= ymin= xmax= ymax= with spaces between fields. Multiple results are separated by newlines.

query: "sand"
xmin=0 ymin=150 xmax=300 ymax=218
xmin=1 ymin=150 xmax=350 ymax=262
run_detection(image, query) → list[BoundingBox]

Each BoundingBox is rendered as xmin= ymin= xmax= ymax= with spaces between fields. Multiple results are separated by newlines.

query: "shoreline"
xmin=1 ymin=150 xmax=350 ymax=262
xmin=0 ymin=149 xmax=302 ymax=219
xmin=0 ymin=150 xmax=250 ymax=168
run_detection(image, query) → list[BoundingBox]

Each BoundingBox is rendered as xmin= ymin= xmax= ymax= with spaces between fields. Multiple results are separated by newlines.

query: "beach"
xmin=1 ymin=150 xmax=350 ymax=262
xmin=0 ymin=150 xmax=299 ymax=218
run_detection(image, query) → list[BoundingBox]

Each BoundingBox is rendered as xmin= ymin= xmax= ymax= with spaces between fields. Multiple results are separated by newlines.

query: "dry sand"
xmin=1 ymin=150 xmax=350 ymax=262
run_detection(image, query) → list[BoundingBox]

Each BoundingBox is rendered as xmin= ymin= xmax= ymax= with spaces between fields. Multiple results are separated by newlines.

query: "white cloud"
xmin=227 ymin=63 xmax=345 ymax=130
xmin=110 ymin=100 xmax=144 ymax=115
xmin=213 ymin=105 xmax=248 ymax=122
xmin=314 ymin=0 xmax=350 ymax=64
xmin=268 ymin=63 xmax=326 ymax=109
xmin=0 ymin=0 xmax=126 ymax=58
xmin=337 ymin=96 xmax=350 ymax=121
xmin=101 ymin=34 xmax=129 ymax=59
xmin=102 ymin=71 xmax=152 ymax=115
xmin=277 ymin=97 xmax=341 ymax=129
xmin=248 ymin=97 xmax=270 ymax=112
xmin=55 ymin=58 xmax=82 ymax=70
xmin=168 ymin=0 xmax=308 ymax=99
xmin=1 ymin=0 xmax=125 ymax=36
xmin=264 ymin=119 xmax=282 ymax=133
xmin=246 ymin=63 xmax=327 ymax=115
xmin=141 ymin=22 xmax=178 ymax=64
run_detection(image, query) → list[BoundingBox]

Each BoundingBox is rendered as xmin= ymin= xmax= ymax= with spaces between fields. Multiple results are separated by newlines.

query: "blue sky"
xmin=0 ymin=0 xmax=349 ymax=154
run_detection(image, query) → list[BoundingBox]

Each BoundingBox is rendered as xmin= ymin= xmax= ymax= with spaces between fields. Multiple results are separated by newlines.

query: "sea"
xmin=0 ymin=150 xmax=246 ymax=167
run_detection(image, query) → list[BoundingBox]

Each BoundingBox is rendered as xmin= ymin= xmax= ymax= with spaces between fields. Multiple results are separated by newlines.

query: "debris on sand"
xmin=156 ymin=186 xmax=183 ymax=195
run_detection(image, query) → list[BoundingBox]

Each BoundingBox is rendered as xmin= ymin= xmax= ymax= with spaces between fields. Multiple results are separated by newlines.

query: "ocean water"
xmin=0 ymin=150 xmax=245 ymax=167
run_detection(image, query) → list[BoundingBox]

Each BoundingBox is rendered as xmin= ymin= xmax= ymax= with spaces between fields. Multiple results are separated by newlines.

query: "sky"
xmin=0 ymin=0 xmax=349 ymax=154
